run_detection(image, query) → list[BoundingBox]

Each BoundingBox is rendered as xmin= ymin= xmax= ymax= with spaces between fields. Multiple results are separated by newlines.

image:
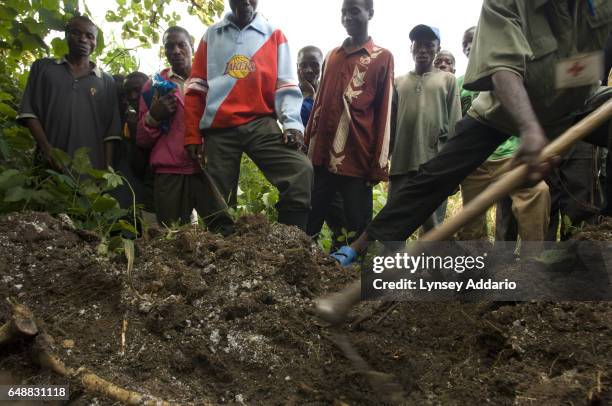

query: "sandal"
xmin=330 ymin=245 xmax=358 ymax=267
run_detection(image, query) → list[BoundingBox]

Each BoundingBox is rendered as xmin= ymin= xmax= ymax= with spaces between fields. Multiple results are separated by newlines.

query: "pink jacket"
xmin=136 ymin=68 xmax=199 ymax=175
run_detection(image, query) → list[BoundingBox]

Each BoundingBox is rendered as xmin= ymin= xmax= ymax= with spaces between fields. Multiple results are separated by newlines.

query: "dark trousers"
xmin=204 ymin=117 xmax=313 ymax=231
xmin=367 ymin=113 xmax=611 ymax=242
xmin=605 ymin=151 xmax=612 ymax=215
xmin=545 ymin=142 xmax=603 ymax=241
xmin=389 ymin=173 xmax=447 ymax=234
xmin=325 ymin=193 xmax=349 ymax=249
xmin=307 ymin=166 xmax=373 ymax=242
xmin=495 ymin=197 xmax=518 ymax=242
xmin=111 ymin=139 xmax=148 ymax=210
xmin=154 ymin=173 xmax=234 ymax=234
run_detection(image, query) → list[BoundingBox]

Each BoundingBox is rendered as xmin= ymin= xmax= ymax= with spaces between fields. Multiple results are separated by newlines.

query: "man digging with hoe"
xmin=316 ymin=0 xmax=612 ymax=337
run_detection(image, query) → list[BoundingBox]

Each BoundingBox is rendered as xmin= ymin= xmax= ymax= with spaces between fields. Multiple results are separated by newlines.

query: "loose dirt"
xmin=1 ymin=212 xmax=611 ymax=405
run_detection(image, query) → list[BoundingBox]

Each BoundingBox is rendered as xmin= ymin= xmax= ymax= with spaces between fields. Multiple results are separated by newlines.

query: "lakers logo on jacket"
xmin=183 ymin=13 xmax=303 ymax=139
xmin=225 ymin=55 xmax=256 ymax=79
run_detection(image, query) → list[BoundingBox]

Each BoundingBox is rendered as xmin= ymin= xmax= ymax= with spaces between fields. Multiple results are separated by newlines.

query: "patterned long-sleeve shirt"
xmin=184 ymin=12 xmax=303 ymax=146
xmin=305 ymin=38 xmax=394 ymax=182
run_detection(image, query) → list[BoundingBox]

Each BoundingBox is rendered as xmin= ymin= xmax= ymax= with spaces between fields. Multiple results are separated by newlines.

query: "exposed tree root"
xmin=0 ymin=299 xmax=38 ymax=345
xmin=1 ymin=300 xmax=213 ymax=406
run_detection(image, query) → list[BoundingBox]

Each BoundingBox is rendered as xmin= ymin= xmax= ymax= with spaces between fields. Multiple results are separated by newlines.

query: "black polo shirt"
xmin=17 ymin=57 xmax=122 ymax=169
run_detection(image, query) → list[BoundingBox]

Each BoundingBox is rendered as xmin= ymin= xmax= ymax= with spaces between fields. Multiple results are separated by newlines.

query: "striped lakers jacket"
xmin=184 ymin=12 xmax=303 ymax=146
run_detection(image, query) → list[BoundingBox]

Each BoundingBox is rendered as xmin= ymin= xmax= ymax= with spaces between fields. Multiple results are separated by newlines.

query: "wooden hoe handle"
xmin=316 ymin=100 xmax=612 ymax=325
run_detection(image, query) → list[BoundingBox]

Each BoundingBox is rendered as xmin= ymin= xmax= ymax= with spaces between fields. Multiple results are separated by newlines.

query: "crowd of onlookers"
xmin=16 ymin=0 xmax=612 ymax=261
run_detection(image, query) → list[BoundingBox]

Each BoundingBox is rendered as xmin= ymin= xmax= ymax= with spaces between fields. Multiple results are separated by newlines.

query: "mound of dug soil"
xmin=1 ymin=212 xmax=611 ymax=405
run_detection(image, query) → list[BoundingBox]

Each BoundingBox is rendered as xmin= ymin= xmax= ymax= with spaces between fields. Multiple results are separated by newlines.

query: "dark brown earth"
xmin=0 ymin=212 xmax=611 ymax=405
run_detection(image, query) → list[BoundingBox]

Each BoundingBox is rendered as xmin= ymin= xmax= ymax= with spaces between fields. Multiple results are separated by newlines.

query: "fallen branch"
xmin=460 ymin=309 xmax=505 ymax=335
xmin=1 ymin=301 xmax=213 ymax=406
xmin=0 ymin=298 xmax=38 ymax=345
xmin=587 ymin=371 xmax=606 ymax=404
xmin=35 ymin=333 xmax=179 ymax=405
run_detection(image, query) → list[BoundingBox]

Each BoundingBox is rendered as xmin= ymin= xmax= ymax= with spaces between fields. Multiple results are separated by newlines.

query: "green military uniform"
xmin=462 ymin=0 xmax=611 ymax=242
xmin=465 ymin=0 xmax=611 ymax=138
xmin=365 ymin=0 xmax=611 ymax=243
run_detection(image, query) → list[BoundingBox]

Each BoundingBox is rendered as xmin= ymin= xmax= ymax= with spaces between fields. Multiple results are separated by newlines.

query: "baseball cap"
xmin=409 ymin=25 xmax=441 ymax=42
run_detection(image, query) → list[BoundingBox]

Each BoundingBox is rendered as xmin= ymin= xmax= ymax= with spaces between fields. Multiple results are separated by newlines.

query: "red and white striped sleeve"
xmin=184 ymin=35 xmax=209 ymax=146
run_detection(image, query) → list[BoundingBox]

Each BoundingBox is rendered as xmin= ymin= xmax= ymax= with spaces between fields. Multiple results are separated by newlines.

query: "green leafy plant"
xmin=562 ymin=214 xmax=585 ymax=239
xmin=0 ymin=147 xmax=140 ymax=253
xmin=372 ymin=183 xmax=387 ymax=216
xmin=228 ymin=156 xmax=279 ymax=222
xmin=335 ymin=228 xmax=357 ymax=244
xmin=317 ymin=225 xmax=333 ymax=252
xmin=534 ymin=246 xmax=578 ymax=266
